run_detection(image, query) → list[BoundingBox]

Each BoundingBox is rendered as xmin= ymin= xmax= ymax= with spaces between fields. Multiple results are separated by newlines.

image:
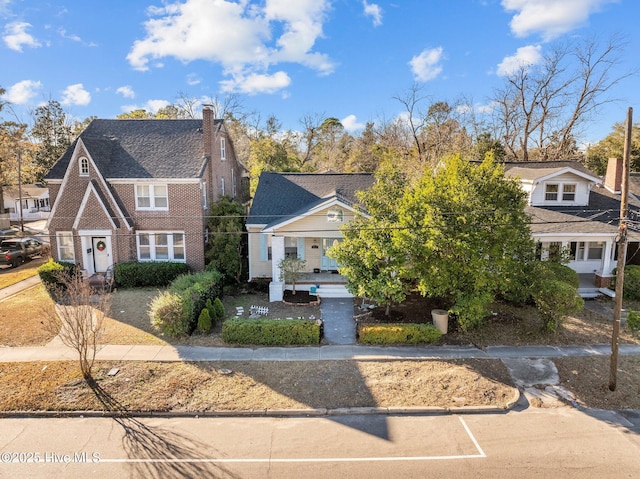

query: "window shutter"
xmin=297 ymin=237 xmax=305 ymax=260
xmin=260 ymin=234 xmax=268 ymax=262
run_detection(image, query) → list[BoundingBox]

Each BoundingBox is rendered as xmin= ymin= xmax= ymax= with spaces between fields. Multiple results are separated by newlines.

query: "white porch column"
xmin=601 ymin=239 xmax=614 ymax=276
xmin=269 ymin=235 xmax=285 ymax=302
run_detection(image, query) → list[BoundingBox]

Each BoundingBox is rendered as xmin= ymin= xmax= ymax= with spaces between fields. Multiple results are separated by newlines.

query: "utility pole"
xmin=17 ymin=149 xmax=24 ymax=233
xmin=609 ymin=106 xmax=633 ymax=392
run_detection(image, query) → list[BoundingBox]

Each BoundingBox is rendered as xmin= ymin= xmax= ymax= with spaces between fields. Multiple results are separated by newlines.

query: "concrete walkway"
xmin=2 ymin=342 xmax=638 ymax=363
xmin=320 ymin=297 xmax=357 ymax=344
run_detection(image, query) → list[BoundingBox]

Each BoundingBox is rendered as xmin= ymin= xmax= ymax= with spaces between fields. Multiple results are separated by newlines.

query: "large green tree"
xmin=395 ymin=154 xmax=535 ymax=330
xmin=205 ymin=195 xmax=246 ymax=283
xmin=329 ymin=157 xmax=410 ymax=315
xmin=585 ymin=122 xmax=640 ymax=175
xmin=30 ymin=100 xmax=72 ymax=180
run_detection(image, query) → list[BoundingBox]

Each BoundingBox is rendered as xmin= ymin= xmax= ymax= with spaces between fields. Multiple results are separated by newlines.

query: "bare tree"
xmin=491 ymin=35 xmax=630 ymax=161
xmin=43 ymin=271 xmax=111 ymax=381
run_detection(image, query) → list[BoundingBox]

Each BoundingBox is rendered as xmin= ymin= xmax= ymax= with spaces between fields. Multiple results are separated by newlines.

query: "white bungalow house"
xmin=2 ymin=183 xmax=50 ymax=222
xmin=246 ymin=172 xmax=374 ymax=301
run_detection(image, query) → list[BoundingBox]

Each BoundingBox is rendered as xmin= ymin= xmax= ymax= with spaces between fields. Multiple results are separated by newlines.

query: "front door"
xmin=321 ymin=238 xmax=341 ymax=270
xmin=92 ymin=237 xmax=110 ymax=273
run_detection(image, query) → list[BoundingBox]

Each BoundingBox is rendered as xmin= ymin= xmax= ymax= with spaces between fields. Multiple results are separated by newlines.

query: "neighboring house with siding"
xmin=2 ymin=183 xmax=50 ymax=221
xmin=44 ymin=105 xmax=245 ymax=277
xmin=504 ymin=159 xmax=640 ymax=297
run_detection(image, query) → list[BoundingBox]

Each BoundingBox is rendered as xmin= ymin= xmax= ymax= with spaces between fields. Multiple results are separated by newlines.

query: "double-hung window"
xmin=136 ymin=184 xmax=168 ymax=210
xmin=220 ymin=138 xmax=226 ymax=160
xmin=562 ymin=184 xmax=576 ymax=201
xmin=137 ymin=232 xmax=185 ymax=262
xmin=57 ymin=232 xmax=75 ymax=261
xmin=545 ymin=184 xmax=559 ymax=201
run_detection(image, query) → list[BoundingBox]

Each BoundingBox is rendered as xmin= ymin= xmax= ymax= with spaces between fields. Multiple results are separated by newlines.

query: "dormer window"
xmin=220 ymin=138 xmax=226 ymax=160
xmin=545 ymin=183 xmax=577 ymax=203
xmin=327 ymin=207 xmax=344 ymax=223
xmin=79 ymin=157 xmax=89 ymax=176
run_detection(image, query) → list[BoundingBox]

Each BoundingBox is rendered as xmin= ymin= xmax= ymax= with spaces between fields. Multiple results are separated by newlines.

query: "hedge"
xmin=358 ymin=323 xmax=442 ymax=345
xmin=37 ymin=259 xmax=80 ymax=300
xmin=170 ymin=270 xmax=224 ymax=334
xmin=222 ymin=318 xmax=321 ymax=345
xmin=115 ymin=261 xmax=189 ymax=288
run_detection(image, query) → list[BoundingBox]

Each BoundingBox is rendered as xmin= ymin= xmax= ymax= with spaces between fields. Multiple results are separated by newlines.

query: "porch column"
xmin=269 ymin=235 xmax=285 ymax=302
xmin=601 ymin=239 xmax=614 ymax=276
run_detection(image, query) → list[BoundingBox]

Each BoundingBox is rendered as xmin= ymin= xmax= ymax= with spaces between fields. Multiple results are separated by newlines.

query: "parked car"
xmin=0 ymin=237 xmax=44 ymax=268
xmin=0 ymin=227 xmax=19 ymax=240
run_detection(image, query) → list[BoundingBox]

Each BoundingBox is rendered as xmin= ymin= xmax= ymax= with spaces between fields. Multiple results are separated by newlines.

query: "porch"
xmin=578 ymin=273 xmax=614 ymax=298
xmin=285 ymin=271 xmax=352 ymax=299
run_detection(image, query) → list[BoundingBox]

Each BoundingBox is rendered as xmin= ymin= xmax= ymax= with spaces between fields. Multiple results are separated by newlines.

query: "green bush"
xmin=543 ymin=262 xmax=579 ymax=288
xmin=627 ymin=310 xmax=640 ymax=336
xmin=532 ymin=279 xmax=584 ymax=333
xmin=622 ymin=265 xmax=640 ymax=300
xmin=197 ymin=308 xmax=212 ymax=334
xmin=211 ymin=297 xmax=225 ymax=325
xmin=115 ymin=261 xmax=189 ymax=288
xmin=170 ymin=270 xmax=224 ymax=333
xmin=37 ymin=259 xmax=79 ymax=299
xmin=358 ymin=323 xmax=442 ymax=345
xmin=148 ymin=291 xmax=190 ymax=337
xmin=222 ymin=318 xmax=321 ymax=345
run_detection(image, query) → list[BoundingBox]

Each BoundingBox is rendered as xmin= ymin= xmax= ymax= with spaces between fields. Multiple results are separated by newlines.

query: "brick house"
xmin=44 ymin=105 xmax=246 ymax=276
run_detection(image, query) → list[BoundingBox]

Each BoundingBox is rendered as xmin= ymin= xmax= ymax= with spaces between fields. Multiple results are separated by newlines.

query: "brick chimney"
xmin=604 ymin=157 xmax=623 ymax=193
xmin=202 ymin=104 xmax=214 ymax=159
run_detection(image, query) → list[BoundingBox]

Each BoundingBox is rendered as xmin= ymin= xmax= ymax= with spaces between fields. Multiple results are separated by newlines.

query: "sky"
xmin=0 ymin=0 xmax=638 ymax=145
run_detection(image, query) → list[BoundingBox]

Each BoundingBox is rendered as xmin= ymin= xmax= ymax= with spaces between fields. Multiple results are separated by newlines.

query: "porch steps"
xmin=288 ymin=283 xmax=353 ymax=298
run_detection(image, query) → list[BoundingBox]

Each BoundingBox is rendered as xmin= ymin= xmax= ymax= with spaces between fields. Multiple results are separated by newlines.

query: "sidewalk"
xmin=1 ymin=342 xmax=637 ymax=363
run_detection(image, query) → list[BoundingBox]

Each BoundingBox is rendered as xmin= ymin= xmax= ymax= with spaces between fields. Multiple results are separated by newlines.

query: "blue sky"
xmin=1 ymin=0 xmax=638 ymax=145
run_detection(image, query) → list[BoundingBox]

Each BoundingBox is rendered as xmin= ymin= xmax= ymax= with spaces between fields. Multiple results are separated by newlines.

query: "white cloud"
xmin=220 ymin=71 xmax=291 ymax=95
xmin=120 ymin=99 xmax=171 ymax=114
xmin=496 ymin=44 xmax=542 ymax=76
xmin=58 ymin=28 xmax=81 ymax=43
xmin=186 ymin=73 xmax=201 ymax=86
xmin=61 ymin=83 xmax=91 ymax=106
xmin=3 ymin=21 xmax=41 ymax=52
xmin=502 ymin=0 xmax=617 ymax=41
xmin=3 ymin=80 xmax=42 ymax=104
xmin=116 ymin=85 xmax=135 ymax=99
xmin=409 ymin=47 xmax=444 ymax=82
xmin=363 ymin=1 xmax=382 ymax=27
xmin=127 ymin=0 xmax=333 ymax=94
xmin=341 ymin=114 xmax=365 ymax=131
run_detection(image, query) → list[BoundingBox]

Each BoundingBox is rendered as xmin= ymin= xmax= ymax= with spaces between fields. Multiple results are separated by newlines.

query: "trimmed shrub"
xmin=197 ymin=308 xmax=212 ymax=334
xmin=148 ymin=291 xmax=190 ymax=337
xmin=37 ymin=259 xmax=79 ymax=299
xmin=222 ymin=318 xmax=321 ymax=345
xmin=627 ymin=310 xmax=640 ymax=336
xmin=532 ymin=279 xmax=584 ymax=333
xmin=115 ymin=261 xmax=189 ymax=288
xmin=358 ymin=323 xmax=442 ymax=345
xmin=622 ymin=265 xmax=640 ymax=301
xmin=211 ymin=297 xmax=225 ymax=325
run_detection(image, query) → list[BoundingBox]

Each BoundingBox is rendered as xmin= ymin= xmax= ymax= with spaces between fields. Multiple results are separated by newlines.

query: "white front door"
xmin=92 ymin=237 xmax=110 ymax=273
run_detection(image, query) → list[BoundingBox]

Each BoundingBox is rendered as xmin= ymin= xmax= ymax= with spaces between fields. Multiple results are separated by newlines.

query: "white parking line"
xmin=99 ymin=416 xmax=486 ymax=464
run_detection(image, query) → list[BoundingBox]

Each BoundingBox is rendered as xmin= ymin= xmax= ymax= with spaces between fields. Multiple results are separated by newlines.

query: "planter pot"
xmin=431 ymin=309 xmax=449 ymax=334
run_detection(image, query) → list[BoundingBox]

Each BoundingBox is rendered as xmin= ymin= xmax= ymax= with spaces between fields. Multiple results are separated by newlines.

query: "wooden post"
xmin=609 ymin=106 xmax=633 ymax=392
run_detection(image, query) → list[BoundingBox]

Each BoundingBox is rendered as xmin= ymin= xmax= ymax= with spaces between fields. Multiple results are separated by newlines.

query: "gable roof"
xmin=45 ymin=119 xmax=213 ymax=180
xmin=503 ymin=160 xmax=601 ymax=183
xmin=247 ymin=172 xmax=374 ymax=227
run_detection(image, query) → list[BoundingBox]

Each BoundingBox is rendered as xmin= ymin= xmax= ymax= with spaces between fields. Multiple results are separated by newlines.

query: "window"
xmin=562 ymin=184 xmax=576 ymax=201
xmin=220 ymin=138 xmax=226 ymax=160
xmin=136 ymin=232 xmax=186 ymax=262
xmin=80 ymin=157 xmax=89 ymax=176
xmin=221 ymin=177 xmax=225 ymax=196
xmin=135 ymin=184 xmax=168 ymax=210
xmin=327 ymin=207 xmax=344 ymax=223
xmin=57 ymin=232 xmax=75 ymax=261
xmin=545 ymin=184 xmax=558 ymax=201
xmin=201 ymin=181 xmax=207 ymax=209
xmin=232 ymin=168 xmax=236 ymax=198
xmin=570 ymin=241 xmax=604 ymax=261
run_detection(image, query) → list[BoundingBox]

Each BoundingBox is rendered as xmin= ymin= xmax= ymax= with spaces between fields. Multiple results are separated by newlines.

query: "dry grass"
xmin=0 ymin=284 xmax=57 ymax=346
xmin=0 ymin=359 xmax=516 ymax=412
xmin=0 ymin=256 xmax=48 ymax=289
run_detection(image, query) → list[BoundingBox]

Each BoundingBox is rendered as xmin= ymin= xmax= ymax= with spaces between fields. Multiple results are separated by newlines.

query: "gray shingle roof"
xmin=247 ymin=172 xmax=374 ymax=226
xmin=45 ymin=119 xmax=210 ymax=180
xmin=503 ymin=160 xmax=599 ymax=181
